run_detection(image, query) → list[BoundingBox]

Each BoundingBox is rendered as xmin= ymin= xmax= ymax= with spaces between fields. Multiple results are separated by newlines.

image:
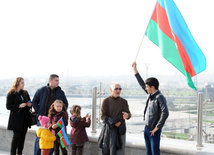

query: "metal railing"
xmin=91 ymin=86 xmax=105 ymax=133
xmin=196 ymin=92 xmax=204 ymax=147
xmin=91 ymin=87 xmax=212 ymax=148
xmin=91 ymin=87 xmax=97 ymax=133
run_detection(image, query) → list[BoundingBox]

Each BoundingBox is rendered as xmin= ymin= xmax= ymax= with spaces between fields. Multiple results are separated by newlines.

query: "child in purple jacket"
xmin=70 ymin=105 xmax=91 ymax=155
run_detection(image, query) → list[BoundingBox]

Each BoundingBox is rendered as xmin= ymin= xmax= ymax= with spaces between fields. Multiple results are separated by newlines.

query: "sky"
xmin=0 ymin=0 xmax=213 ymax=81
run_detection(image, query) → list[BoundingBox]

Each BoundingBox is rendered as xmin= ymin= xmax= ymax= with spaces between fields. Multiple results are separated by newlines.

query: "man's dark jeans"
xmin=144 ymin=126 xmax=161 ymax=155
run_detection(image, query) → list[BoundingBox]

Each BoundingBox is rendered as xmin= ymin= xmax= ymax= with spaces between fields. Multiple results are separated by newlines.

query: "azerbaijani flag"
xmin=145 ymin=0 xmax=206 ymax=90
xmin=57 ymin=127 xmax=70 ymax=148
xmin=57 ymin=117 xmax=65 ymax=129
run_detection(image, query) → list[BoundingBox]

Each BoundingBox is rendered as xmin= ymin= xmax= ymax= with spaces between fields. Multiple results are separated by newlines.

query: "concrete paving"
xmin=0 ymin=150 xmax=9 ymax=155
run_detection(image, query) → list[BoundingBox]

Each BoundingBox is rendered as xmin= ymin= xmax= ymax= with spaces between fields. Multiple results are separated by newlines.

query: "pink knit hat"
xmin=38 ymin=115 xmax=50 ymax=128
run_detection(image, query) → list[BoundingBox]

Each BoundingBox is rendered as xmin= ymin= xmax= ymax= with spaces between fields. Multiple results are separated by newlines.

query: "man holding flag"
xmin=132 ymin=62 xmax=169 ymax=155
xmin=131 ymin=0 xmax=206 ymax=154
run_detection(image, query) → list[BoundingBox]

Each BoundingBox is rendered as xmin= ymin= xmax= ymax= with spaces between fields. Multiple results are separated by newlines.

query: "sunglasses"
xmin=114 ymin=88 xmax=122 ymax=91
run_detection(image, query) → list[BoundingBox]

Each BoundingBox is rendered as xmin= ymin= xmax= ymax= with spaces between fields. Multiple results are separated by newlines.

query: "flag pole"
xmin=134 ymin=32 xmax=147 ymax=62
xmin=134 ymin=1 xmax=157 ymax=62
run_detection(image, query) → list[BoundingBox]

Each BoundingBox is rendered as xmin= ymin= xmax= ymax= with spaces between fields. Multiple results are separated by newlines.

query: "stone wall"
xmin=0 ymin=126 xmax=213 ymax=155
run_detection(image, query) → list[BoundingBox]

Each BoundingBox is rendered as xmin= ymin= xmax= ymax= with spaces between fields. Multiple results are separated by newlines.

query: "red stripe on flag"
xmin=151 ymin=2 xmax=196 ymax=77
xmin=62 ymin=137 xmax=67 ymax=147
xmin=59 ymin=130 xmax=63 ymax=136
xmin=59 ymin=120 xmax=63 ymax=126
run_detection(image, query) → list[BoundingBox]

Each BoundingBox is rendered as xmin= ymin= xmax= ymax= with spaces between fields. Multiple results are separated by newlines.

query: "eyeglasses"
xmin=114 ymin=88 xmax=122 ymax=91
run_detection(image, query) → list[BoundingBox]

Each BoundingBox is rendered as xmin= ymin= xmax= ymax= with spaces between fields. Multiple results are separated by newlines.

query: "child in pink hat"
xmin=37 ymin=115 xmax=56 ymax=155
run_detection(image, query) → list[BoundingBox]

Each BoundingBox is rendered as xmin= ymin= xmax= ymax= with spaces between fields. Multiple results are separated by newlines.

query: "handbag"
xmin=30 ymin=109 xmax=38 ymax=126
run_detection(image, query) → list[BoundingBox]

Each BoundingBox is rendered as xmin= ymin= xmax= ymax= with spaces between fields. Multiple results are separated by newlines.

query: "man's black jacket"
xmin=135 ymin=73 xmax=169 ymax=130
xmin=98 ymin=117 xmax=126 ymax=155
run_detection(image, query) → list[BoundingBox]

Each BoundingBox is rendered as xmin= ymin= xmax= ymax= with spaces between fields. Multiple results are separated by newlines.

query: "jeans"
xmin=10 ymin=128 xmax=28 ymax=155
xmin=144 ymin=126 xmax=161 ymax=155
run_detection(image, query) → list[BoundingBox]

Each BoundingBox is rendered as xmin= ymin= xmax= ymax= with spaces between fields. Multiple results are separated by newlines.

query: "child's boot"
xmin=76 ymin=146 xmax=83 ymax=155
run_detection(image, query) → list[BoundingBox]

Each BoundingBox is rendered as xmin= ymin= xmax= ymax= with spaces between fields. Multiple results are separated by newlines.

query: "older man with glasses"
xmin=99 ymin=83 xmax=131 ymax=155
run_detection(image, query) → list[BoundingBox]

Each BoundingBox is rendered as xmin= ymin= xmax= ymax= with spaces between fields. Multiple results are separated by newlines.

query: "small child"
xmin=37 ymin=115 xmax=56 ymax=155
xmin=70 ymin=105 xmax=91 ymax=155
xmin=48 ymin=99 xmax=68 ymax=155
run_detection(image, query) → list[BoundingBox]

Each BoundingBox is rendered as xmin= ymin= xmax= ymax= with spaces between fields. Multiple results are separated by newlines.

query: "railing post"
xmin=91 ymin=87 xmax=97 ymax=133
xmin=196 ymin=92 xmax=204 ymax=147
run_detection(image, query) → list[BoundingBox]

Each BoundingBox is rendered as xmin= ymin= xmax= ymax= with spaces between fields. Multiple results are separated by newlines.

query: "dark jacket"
xmin=98 ymin=117 xmax=125 ymax=155
xmin=6 ymin=90 xmax=32 ymax=131
xmin=50 ymin=111 xmax=68 ymax=136
xmin=135 ymin=73 xmax=169 ymax=130
xmin=70 ymin=115 xmax=91 ymax=144
xmin=32 ymin=84 xmax=68 ymax=116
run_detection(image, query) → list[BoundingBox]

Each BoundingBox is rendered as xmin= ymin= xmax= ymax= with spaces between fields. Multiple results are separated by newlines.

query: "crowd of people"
xmin=6 ymin=62 xmax=169 ymax=155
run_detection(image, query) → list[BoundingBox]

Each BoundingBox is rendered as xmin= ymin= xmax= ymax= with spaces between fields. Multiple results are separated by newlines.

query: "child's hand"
xmin=52 ymin=124 xmax=58 ymax=129
xmin=47 ymin=122 xmax=52 ymax=128
xmin=85 ymin=113 xmax=88 ymax=118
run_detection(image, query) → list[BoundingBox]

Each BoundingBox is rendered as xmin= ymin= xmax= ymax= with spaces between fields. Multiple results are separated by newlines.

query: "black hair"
xmin=145 ymin=77 xmax=159 ymax=90
xmin=49 ymin=74 xmax=59 ymax=80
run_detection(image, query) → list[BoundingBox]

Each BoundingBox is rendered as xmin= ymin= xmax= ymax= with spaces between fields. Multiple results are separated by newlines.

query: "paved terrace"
xmin=0 ymin=125 xmax=213 ymax=155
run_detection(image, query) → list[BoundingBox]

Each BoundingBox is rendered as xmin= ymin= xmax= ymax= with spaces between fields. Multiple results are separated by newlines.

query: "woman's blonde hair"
xmin=8 ymin=77 xmax=24 ymax=94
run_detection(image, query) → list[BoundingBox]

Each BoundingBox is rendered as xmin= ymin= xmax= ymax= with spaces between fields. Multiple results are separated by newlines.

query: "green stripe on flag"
xmin=57 ymin=122 xmax=62 ymax=128
xmin=145 ymin=19 xmax=196 ymax=90
xmin=57 ymin=130 xmax=66 ymax=148
xmin=58 ymin=131 xmax=62 ymax=138
xmin=60 ymin=139 xmax=65 ymax=148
